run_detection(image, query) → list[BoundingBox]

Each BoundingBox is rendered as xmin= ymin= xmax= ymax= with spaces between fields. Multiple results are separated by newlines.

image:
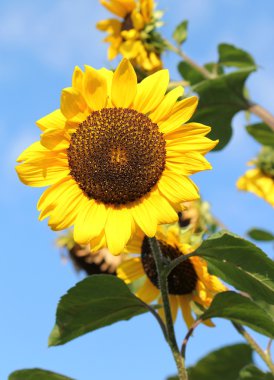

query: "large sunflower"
xmin=16 ymin=59 xmax=217 ymax=255
xmin=117 ymin=224 xmax=226 ymax=328
xmin=97 ymin=0 xmax=164 ymax=72
xmin=237 ymin=147 xmax=274 ymax=207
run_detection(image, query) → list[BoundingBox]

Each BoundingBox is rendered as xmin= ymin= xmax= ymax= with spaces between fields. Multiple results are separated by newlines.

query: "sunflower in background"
xmin=237 ymin=146 xmax=274 ymax=207
xmin=97 ymin=0 xmax=165 ymax=73
xmin=117 ymin=224 xmax=226 ymax=328
xmin=16 ymin=59 xmax=217 ymax=255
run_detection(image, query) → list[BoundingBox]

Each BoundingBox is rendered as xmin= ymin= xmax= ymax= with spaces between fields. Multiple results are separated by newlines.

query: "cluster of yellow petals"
xmin=237 ymin=168 xmax=274 ymax=207
xmin=97 ymin=0 xmax=162 ymax=71
xmin=16 ymin=59 xmax=217 ymax=255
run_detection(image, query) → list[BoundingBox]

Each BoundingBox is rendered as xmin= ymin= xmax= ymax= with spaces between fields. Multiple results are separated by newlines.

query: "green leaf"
xmin=49 ymin=275 xmax=150 ymax=346
xmin=218 ymin=43 xmax=256 ymax=68
xmin=178 ymin=61 xmax=204 ymax=85
xmin=248 ymin=228 xmax=274 ymax=242
xmin=246 ymin=123 xmax=274 ymax=148
xmin=194 ymin=231 xmax=274 ymax=303
xmin=192 ymin=67 xmax=256 ymax=150
xmin=187 ymin=344 xmax=253 ymax=380
xmin=200 ymin=291 xmax=274 ymax=338
xmin=238 ymin=364 xmax=274 ymax=379
xmin=9 ymin=369 xmax=74 ymax=380
xmin=178 ymin=61 xmax=224 ymax=86
xmin=173 ymin=20 xmax=188 ymax=45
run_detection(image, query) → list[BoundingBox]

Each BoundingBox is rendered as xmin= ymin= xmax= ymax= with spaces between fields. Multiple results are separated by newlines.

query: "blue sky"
xmin=1 ymin=1 xmax=274 ymax=379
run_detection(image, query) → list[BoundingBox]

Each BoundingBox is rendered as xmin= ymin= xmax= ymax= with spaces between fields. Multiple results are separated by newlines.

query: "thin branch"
xmin=181 ymin=320 xmax=202 ymax=358
xmin=248 ymin=103 xmax=274 ymax=132
xmin=233 ymin=322 xmax=274 ymax=374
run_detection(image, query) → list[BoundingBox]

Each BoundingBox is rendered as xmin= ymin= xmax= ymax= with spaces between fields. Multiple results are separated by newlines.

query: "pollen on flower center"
xmin=67 ymin=108 xmax=166 ymax=205
xmin=141 ymin=237 xmax=198 ymax=295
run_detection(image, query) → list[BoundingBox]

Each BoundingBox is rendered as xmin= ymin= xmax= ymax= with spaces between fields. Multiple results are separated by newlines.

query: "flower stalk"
xmin=148 ymin=237 xmax=188 ymax=380
xmin=233 ymin=322 xmax=274 ymax=374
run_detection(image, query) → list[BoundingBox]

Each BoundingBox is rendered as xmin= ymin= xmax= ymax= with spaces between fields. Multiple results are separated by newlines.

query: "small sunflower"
xmin=97 ymin=0 xmax=165 ymax=72
xmin=237 ymin=147 xmax=274 ymax=207
xmin=117 ymin=225 xmax=226 ymax=328
xmin=56 ymin=231 xmax=123 ymax=275
xmin=16 ymin=59 xmax=217 ymax=255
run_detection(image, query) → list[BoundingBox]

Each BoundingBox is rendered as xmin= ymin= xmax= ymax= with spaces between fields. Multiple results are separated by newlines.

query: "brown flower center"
xmin=121 ymin=13 xmax=134 ymax=32
xmin=141 ymin=237 xmax=198 ymax=295
xmin=67 ymin=108 xmax=166 ymax=205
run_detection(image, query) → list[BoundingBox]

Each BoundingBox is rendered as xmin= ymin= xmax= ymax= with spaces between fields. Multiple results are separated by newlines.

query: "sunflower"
xmin=117 ymin=224 xmax=226 ymax=328
xmin=56 ymin=230 xmax=123 ymax=275
xmin=16 ymin=59 xmax=217 ymax=255
xmin=97 ymin=0 xmax=165 ymax=72
xmin=237 ymin=147 xmax=274 ymax=207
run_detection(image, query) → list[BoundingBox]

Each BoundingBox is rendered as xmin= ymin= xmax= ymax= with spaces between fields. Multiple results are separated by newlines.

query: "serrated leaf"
xmin=238 ymin=364 xmax=274 ymax=379
xmin=191 ymin=67 xmax=256 ymax=150
xmin=193 ymin=231 xmax=274 ymax=303
xmin=200 ymin=291 xmax=274 ymax=338
xmin=246 ymin=123 xmax=274 ymax=148
xmin=49 ymin=275 xmax=150 ymax=346
xmin=218 ymin=43 xmax=256 ymax=68
xmin=9 ymin=369 xmax=74 ymax=380
xmin=173 ymin=20 xmax=188 ymax=45
xmin=187 ymin=344 xmax=253 ymax=380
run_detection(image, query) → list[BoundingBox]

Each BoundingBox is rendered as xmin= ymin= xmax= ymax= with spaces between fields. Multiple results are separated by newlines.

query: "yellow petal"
xmin=166 ymin=135 xmax=218 ymax=155
xmin=83 ymin=66 xmax=108 ymax=110
xmin=40 ymin=128 xmax=70 ymax=151
xmin=16 ymin=141 xmax=47 ymax=163
xmin=158 ymin=171 xmax=200 ymax=203
xmin=166 ymin=152 xmax=212 ymax=175
xmin=179 ymin=295 xmax=195 ymax=329
xmin=158 ymin=295 xmax=178 ymax=323
xmin=74 ymin=200 xmax=108 ymax=245
xmin=136 ymin=278 xmax=159 ymax=303
xmin=117 ymin=257 xmax=144 ymax=284
xmin=150 ymin=86 xmax=184 ymax=123
xmin=131 ymin=10 xmax=145 ymax=30
xmin=72 ymin=66 xmax=84 ymax=92
xmin=145 ymin=189 xmax=178 ymax=224
xmin=105 ymin=207 xmax=133 ymax=254
xmin=16 ymin=157 xmax=69 ymax=187
xmin=159 ymin=96 xmax=198 ymax=134
xmin=60 ymin=87 xmax=86 ymax=119
xmin=96 ymin=18 xmax=122 ymax=34
xmin=111 ymin=58 xmax=137 ymax=107
xmin=100 ymin=0 xmax=128 ymax=17
xmin=130 ymin=198 xmax=157 ymax=237
xmin=38 ymin=177 xmax=76 ymax=217
xmin=36 ymin=109 xmax=66 ymax=131
xmin=133 ymin=69 xmax=169 ymax=114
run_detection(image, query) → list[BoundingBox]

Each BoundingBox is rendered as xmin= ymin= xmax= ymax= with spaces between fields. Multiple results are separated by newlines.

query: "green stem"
xmin=148 ymin=237 xmax=188 ymax=380
xmin=248 ymin=102 xmax=274 ymax=132
xmin=233 ymin=323 xmax=274 ymax=374
xmin=165 ymin=40 xmax=216 ymax=80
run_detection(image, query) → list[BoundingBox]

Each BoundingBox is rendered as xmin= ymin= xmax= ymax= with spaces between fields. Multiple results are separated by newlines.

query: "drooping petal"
xmin=74 ymin=200 xmax=108 ymax=245
xmin=136 ymin=279 xmax=159 ymax=304
xmin=117 ymin=257 xmax=144 ymax=284
xmin=105 ymin=207 xmax=133 ymax=254
xmin=179 ymin=295 xmax=195 ymax=328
